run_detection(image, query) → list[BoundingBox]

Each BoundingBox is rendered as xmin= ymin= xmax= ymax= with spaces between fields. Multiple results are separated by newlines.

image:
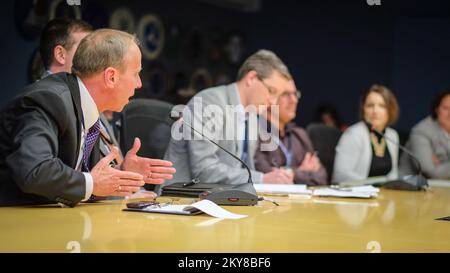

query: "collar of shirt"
xmin=77 ymin=76 xmax=99 ymax=131
xmin=233 ymin=83 xmax=246 ymax=122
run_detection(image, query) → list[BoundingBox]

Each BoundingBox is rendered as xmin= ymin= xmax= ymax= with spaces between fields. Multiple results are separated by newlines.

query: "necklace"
xmin=370 ymin=133 xmax=386 ymax=157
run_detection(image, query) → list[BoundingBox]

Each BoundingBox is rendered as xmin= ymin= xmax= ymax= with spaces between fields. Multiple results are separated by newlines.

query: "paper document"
xmin=339 ymin=176 xmax=389 ymax=187
xmin=124 ymin=199 xmax=247 ymax=219
xmin=313 ymin=185 xmax=379 ymax=198
xmin=429 ymin=179 xmax=450 ymax=188
xmin=254 ymin=184 xmax=312 ymax=195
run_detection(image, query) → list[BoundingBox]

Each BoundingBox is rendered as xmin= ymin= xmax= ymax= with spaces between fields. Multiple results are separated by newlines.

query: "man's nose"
xmin=137 ymin=76 xmax=143 ymax=89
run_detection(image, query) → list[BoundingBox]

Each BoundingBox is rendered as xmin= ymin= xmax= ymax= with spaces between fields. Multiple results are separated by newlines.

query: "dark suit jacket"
xmin=0 ymin=73 xmax=100 ymax=207
xmin=254 ymin=122 xmax=328 ymax=186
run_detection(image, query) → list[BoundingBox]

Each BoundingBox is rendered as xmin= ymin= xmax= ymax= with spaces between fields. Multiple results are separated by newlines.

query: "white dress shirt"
xmin=76 ymin=77 xmax=100 ymax=200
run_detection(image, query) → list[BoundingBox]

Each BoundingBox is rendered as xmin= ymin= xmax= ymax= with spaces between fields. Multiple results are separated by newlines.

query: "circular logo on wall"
xmin=137 ymin=14 xmax=165 ymax=61
xmin=109 ymin=8 xmax=135 ymax=33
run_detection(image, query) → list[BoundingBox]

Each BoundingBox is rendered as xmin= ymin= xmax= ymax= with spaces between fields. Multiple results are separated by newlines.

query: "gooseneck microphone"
xmin=169 ymin=115 xmax=252 ymax=184
xmin=169 ymin=113 xmax=258 ymax=205
xmin=369 ymin=126 xmax=429 ymax=191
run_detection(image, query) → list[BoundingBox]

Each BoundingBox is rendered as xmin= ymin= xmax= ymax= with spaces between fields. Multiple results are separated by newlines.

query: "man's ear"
xmin=104 ymin=67 xmax=117 ymax=88
xmin=245 ymin=70 xmax=258 ymax=87
xmin=53 ymin=45 xmax=66 ymax=65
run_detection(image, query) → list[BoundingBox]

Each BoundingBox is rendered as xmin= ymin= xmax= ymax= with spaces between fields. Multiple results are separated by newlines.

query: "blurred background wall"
xmin=1 ymin=0 xmax=449 ymax=134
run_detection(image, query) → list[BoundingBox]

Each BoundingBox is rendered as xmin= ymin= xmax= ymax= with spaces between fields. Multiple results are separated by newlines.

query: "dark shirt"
xmin=365 ymin=123 xmax=392 ymax=176
xmin=254 ymin=122 xmax=328 ymax=185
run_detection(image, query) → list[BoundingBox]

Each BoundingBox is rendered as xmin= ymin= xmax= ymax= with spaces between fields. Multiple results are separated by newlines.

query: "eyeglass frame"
xmin=278 ymin=89 xmax=302 ymax=101
xmin=256 ymin=75 xmax=279 ymax=98
xmin=257 ymin=75 xmax=301 ymax=101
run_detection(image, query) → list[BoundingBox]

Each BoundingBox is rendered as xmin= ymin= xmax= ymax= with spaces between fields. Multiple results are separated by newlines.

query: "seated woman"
xmin=254 ymin=80 xmax=328 ymax=185
xmin=332 ymin=84 xmax=400 ymax=183
xmin=400 ymin=89 xmax=450 ymax=179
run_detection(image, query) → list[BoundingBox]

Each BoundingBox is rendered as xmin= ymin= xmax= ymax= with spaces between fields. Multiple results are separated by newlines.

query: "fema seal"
xmin=137 ymin=14 xmax=165 ymax=60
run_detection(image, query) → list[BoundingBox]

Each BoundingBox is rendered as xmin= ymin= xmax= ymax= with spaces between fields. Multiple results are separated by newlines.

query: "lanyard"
xmin=273 ymin=135 xmax=293 ymax=167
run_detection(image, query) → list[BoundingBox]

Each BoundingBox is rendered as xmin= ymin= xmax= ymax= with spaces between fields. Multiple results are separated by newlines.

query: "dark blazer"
xmin=0 ymin=73 xmax=100 ymax=207
xmin=254 ymin=122 xmax=328 ymax=186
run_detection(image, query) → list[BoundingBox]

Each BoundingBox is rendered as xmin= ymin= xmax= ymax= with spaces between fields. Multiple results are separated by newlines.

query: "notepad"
xmin=123 ymin=199 xmax=247 ymax=219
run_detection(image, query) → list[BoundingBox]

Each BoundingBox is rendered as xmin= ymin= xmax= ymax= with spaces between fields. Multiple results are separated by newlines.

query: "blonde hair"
xmin=72 ymin=29 xmax=140 ymax=78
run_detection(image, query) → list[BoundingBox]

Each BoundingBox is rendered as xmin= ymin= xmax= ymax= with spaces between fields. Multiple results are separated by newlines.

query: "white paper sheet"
xmin=141 ymin=199 xmax=247 ymax=219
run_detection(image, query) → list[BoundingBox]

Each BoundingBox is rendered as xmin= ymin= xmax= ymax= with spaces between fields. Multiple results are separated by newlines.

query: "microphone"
xmin=369 ymin=125 xmax=429 ymax=191
xmin=169 ymin=115 xmax=252 ymax=184
xmin=169 ymin=114 xmax=258 ymax=205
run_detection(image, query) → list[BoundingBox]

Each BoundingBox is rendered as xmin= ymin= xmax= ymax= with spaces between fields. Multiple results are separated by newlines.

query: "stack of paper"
xmin=253 ymin=184 xmax=313 ymax=195
xmin=339 ymin=176 xmax=389 ymax=187
xmin=312 ymin=185 xmax=379 ymax=198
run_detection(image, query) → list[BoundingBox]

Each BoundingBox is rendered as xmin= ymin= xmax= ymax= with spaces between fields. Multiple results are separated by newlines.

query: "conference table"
xmin=0 ymin=181 xmax=449 ymax=253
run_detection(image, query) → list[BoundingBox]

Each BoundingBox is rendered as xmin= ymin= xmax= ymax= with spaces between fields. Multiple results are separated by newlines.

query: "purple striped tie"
xmin=82 ymin=119 xmax=100 ymax=172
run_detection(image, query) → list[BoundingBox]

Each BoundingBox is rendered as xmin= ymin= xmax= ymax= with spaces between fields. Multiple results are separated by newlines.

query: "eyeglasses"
xmin=257 ymin=76 xmax=278 ymax=97
xmin=279 ymin=90 xmax=302 ymax=100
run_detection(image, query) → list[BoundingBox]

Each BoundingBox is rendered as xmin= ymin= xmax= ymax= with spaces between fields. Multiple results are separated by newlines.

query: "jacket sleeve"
xmin=253 ymin=142 xmax=275 ymax=174
xmin=409 ymin=131 xmax=450 ymax=179
xmin=332 ymin=128 xmax=366 ymax=183
xmin=5 ymin=90 xmax=86 ymax=206
xmin=292 ymin=128 xmax=328 ymax=185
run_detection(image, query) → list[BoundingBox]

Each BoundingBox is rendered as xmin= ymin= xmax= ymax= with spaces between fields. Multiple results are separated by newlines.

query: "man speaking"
xmin=0 ymin=29 xmax=175 ymax=207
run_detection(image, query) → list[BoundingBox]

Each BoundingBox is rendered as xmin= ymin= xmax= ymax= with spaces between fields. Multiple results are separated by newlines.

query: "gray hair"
xmin=237 ymin=49 xmax=292 ymax=81
xmin=72 ymin=29 xmax=140 ymax=78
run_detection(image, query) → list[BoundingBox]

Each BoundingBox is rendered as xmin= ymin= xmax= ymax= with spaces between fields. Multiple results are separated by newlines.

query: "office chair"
xmin=119 ymin=98 xmax=174 ymax=191
xmin=306 ymin=122 xmax=342 ymax=183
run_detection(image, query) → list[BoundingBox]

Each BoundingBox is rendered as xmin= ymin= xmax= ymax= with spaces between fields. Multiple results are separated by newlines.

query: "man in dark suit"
xmin=39 ymin=18 xmax=125 ymax=165
xmin=0 ymin=29 xmax=175 ymax=207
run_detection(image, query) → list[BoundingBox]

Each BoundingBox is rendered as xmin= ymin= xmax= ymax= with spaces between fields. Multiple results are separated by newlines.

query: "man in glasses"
xmin=254 ymin=80 xmax=328 ymax=185
xmin=163 ymin=49 xmax=294 ymax=185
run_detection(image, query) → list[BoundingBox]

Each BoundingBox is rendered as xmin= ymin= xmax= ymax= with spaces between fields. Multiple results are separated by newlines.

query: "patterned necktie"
xmin=81 ymin=119 xmax=100 ymax=172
